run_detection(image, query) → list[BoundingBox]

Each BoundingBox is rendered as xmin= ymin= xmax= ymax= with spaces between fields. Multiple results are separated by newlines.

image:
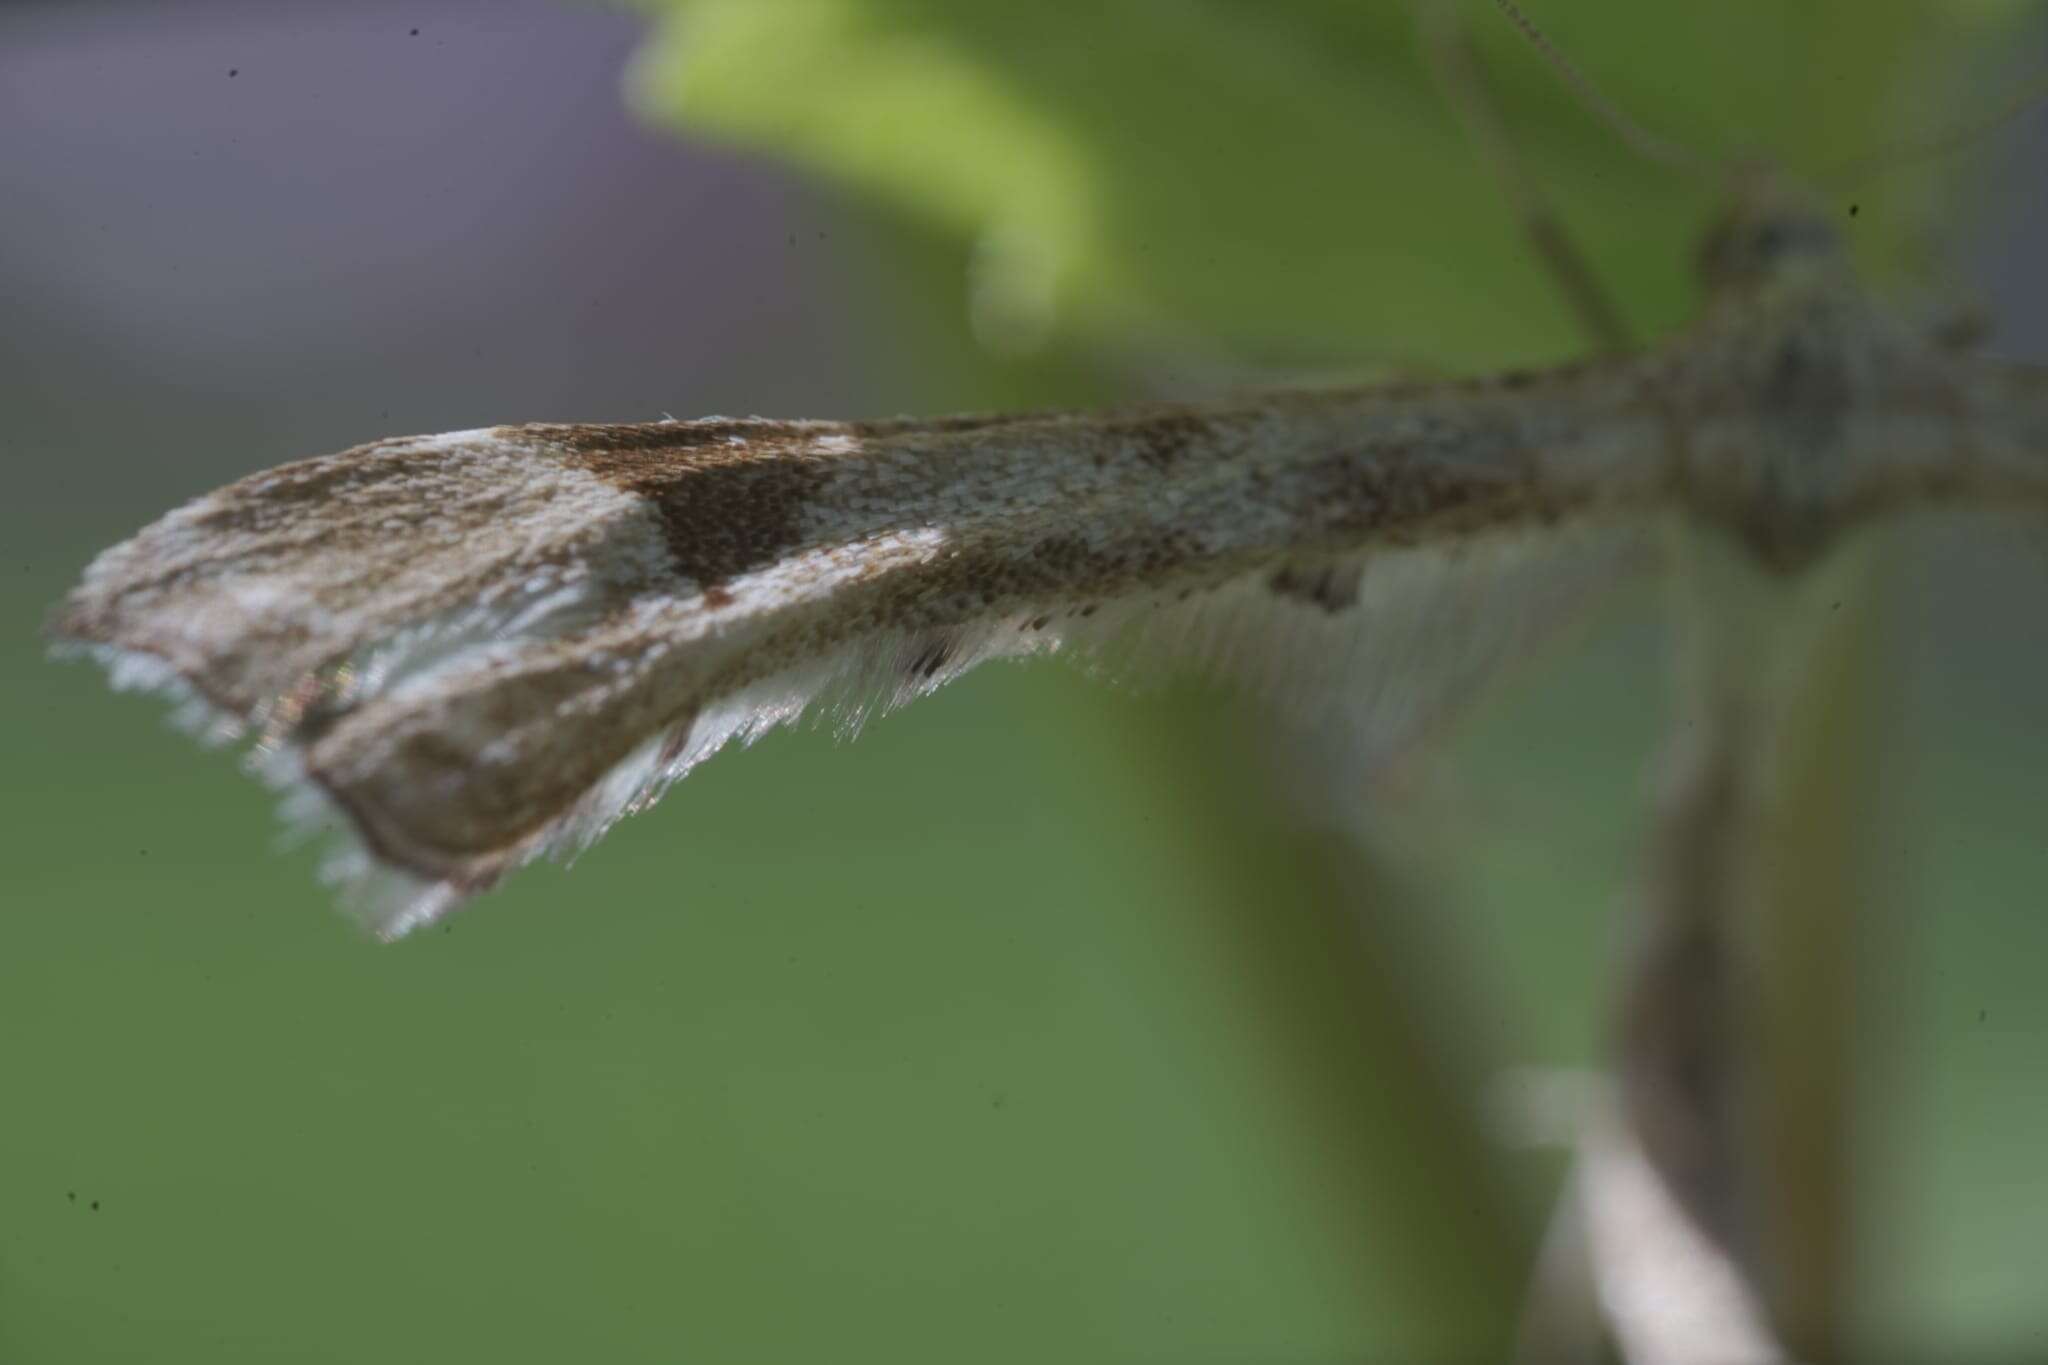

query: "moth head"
xmin=1693 ymin=170 xmax=1850 ymax=302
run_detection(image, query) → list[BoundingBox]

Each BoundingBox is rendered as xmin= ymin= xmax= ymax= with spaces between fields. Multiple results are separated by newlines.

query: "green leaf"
xmin=627 ymin=0 xmax=2024 ymax=366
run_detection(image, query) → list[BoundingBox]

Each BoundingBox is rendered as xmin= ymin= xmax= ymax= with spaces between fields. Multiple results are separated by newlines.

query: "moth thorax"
xmin=1694 ymin=186 xmax=1850 ymax=301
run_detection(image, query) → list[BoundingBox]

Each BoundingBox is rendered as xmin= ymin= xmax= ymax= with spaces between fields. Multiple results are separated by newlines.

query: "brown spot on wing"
xmin=1305 ymin=442 xmax=1542 ymax=543
xmin=539 ymin=420 xmax=839 ymax=590
xmin=1122 ymin=411 xmax=1213 ymax=470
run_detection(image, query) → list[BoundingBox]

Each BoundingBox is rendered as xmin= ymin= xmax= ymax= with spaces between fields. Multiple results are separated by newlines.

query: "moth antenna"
xmin=1823 ymin=67 xmax=2048 ymax=189
xmin=1421 ymin=0 xmax=1632 ymax=353
xmin=1487 ymin=0 xmax=1715 ymax=177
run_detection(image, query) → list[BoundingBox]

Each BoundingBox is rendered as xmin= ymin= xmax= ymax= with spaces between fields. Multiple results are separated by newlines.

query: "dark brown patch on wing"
xmin=1306 ymin=444 xmax=1542 ymax=544
xmin=540 ymin=420 xmax=842 ymax=589
xmin=1120 ymin=411 xmax=1213 ymax=470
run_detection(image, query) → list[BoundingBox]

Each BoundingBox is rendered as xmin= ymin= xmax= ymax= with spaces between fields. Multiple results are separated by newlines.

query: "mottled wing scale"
xmin=54 ymin=369 xmax=1666 ymax=935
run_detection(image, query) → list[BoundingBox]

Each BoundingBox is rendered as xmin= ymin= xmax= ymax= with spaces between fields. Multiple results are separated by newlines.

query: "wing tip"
xmin=53 ymin=638 xmax=477 ymax=939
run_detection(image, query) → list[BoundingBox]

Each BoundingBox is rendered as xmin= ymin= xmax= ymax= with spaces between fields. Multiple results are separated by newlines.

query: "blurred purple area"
xmin=1964 ymin=12 xmax=2048 ymax=358
xmin=0 ymin=0 xmax=872 ymax=552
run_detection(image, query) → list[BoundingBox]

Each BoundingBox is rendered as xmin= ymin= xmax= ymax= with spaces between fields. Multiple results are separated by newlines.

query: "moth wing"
xmin=1064 ymin=517 xmax=1657 ymax=774
xmin=55 ymin=405 xmax=1653 ymax=936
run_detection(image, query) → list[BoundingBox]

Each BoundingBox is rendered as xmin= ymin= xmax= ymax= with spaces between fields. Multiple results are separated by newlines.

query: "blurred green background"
xmin=3 ymin=1 xmax=2046 ymax=1360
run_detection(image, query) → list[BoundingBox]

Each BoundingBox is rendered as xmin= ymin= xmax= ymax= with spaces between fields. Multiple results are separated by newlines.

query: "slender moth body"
xmin=50 ymin=183 xmax=2048 ymax=937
